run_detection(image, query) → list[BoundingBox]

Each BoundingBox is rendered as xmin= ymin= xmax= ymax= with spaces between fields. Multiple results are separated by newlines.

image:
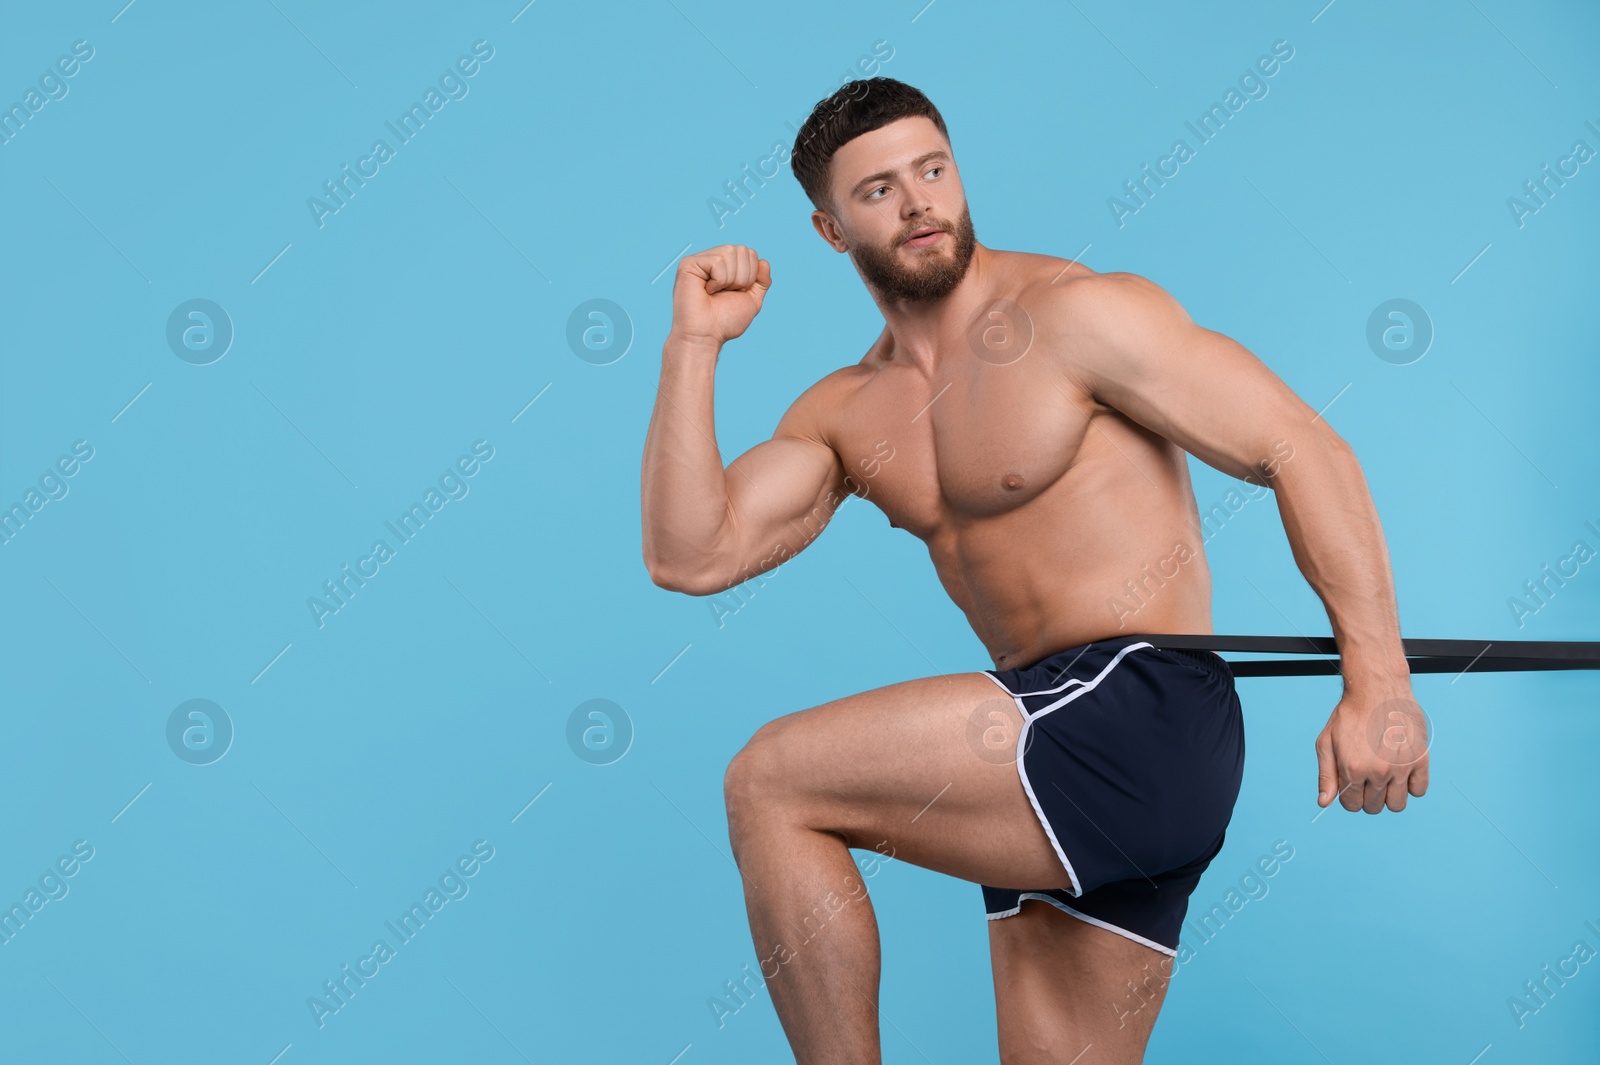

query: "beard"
xmin=849 ymin=203 xmax=977 ymax=303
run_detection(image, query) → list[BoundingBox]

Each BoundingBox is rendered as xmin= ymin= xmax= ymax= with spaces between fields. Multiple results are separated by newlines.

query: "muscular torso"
xmin=816 ymin=253 xmax=1213 ymax=671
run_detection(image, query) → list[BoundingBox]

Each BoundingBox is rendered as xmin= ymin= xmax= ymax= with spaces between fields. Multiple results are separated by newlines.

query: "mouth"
xmin=903 ymin=226 xmax=946 ymax=248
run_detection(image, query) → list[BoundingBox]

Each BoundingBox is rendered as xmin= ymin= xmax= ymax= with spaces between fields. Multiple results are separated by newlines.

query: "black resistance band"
xmin=1136 ymin=634 xmax=1600 ymax=678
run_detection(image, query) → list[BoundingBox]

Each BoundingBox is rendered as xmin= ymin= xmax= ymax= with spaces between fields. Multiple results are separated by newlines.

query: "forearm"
xmin=1272 ymin=436 xmax=1411 ymax=692
xmin=641 ymin=334 xmax=732 ymax=584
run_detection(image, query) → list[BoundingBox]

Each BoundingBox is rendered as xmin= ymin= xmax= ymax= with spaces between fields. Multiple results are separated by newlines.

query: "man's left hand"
xmin=1314 ymin=683 xmax=1431 ymax=814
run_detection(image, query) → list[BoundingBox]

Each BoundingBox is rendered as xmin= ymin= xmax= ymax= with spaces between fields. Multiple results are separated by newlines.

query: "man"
xmin=640 ymin=77 xmax=1429 ymax=1064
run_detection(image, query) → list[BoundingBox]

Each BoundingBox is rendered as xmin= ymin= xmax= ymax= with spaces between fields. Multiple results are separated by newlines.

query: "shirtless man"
xmin=640 ymin=77 xmax=1429 ymax=1064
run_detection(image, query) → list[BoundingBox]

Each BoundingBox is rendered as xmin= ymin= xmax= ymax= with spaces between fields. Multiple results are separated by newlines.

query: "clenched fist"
xmin=670 ymin=244 xmax=772 ymax=349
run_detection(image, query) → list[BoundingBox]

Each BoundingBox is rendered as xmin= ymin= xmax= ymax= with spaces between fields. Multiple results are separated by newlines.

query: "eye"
xmin=925 ymin=166 xmax=942 ymax=178
xmin=866 ymin=185 xmax=888 ymax=200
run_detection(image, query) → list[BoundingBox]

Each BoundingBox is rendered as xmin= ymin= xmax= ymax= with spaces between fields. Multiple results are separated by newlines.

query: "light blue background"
xmin=1 ymin=1 xmax=1596 ymax=1062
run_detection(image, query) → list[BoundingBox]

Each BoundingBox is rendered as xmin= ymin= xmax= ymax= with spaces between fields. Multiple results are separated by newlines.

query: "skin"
xmin=640 ymin=115 xmax=1430 ymax=1063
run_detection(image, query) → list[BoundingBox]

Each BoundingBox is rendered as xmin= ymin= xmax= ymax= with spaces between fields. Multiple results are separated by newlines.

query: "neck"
xmin=868 ymin=242 xmax=996 ymax=374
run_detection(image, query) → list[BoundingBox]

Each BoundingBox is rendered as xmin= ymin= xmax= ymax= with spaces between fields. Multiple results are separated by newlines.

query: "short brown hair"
xmin=790 ymin=77 xmax=951 ymax=211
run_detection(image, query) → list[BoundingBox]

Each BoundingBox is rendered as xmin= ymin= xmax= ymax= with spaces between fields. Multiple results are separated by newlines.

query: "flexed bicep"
xmin=656 ymin=376 xmax=854 ymax=597
xmin=713 ymin=432 xmax=853 ymax=590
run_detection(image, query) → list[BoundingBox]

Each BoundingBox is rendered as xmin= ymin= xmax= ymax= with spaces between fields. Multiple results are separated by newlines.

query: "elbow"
xmin=1264 ymin=425 xmax=1360 ymax=495
xmin=1301 ymin=414 xmax=1354 ymax=456
xmin=1316 ymin=428 xmax=1362 ymax=475
xmin=1322 ymin=426 xmax=1355 ymax=456
xmin=647 ymin=563 xmax=698 ymax=595
xmin=1268 ymin=423 xmax=1353 ymax=481
xmin=642 ymin=539 xmax=678 ymax=591
xmin=643 ymin=552 xmax=722 ymax=596
xmin=643 ymin=548 xmax=688 ymax=592
xmin=651 ymin=568 xmax=724 ymax=597
xmin=644 ymin=557 xmax=675 ymax=591
xmin=643 ymin=520 xmax=737 ymax=595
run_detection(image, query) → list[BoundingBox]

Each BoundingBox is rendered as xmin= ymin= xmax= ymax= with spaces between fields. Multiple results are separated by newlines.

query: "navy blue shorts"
xmin=977 ymin=636 xmax=1245 ymax=956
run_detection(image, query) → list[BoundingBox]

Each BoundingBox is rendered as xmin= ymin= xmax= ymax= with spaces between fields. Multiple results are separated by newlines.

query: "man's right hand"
xmin=670 ymin=245 xmax=772 ymax=349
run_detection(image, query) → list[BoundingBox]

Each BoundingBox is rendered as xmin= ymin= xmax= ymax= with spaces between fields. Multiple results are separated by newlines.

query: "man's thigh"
xmin=724 ymin=670 xmax=1071 ymax=893
xmin=989 ymin=899 xmax=1172 ymax=1063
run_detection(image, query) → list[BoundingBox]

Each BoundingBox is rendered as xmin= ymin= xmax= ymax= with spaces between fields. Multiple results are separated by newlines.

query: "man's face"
xmin=816 ymin=116 xmax=977 ymax=303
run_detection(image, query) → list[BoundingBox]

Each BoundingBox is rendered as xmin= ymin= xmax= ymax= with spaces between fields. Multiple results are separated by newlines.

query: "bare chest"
xmin=831 ymin=358 xmax=1098 ymax=537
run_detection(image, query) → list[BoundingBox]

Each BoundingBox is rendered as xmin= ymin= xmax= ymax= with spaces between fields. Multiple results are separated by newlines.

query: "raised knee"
xmin=723 ymin=723 xmax=783 ymax=818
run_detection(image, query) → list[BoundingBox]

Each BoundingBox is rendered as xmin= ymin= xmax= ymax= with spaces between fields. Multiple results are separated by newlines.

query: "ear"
xmin=811 ymin=209 xmax=848 ymax=253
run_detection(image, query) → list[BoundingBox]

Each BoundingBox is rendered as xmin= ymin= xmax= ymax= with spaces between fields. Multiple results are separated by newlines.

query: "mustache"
xmin=900 ymin=222 xmax=951 ymax=244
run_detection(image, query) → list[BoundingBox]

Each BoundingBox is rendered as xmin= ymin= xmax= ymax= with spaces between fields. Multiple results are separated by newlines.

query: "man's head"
xmin=791 ymin=78 xmax=977 ymax=303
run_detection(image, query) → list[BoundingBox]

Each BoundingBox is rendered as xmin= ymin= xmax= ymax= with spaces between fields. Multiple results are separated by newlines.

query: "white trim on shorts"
xmin=980 ymin=641 xmax=1154 ymax=901
xmin=987 ymin=892 xmax=1177 ymax=957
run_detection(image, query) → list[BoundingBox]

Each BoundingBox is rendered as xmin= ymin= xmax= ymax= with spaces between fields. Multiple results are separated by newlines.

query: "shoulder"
xmin=773 ymin=359 xmax=872 ymax=448
xmin=1009 ymin=269 xmax=1203 ymax=386
xmin=977 ymin=250 xmax=1190 ymax=333
xmin=987 ymin=250 xmax=1163 ymax=296
xmin=1020 ymin=266 xmax=1190 ymax=334
xmin=1013 ymin=266 xmax=1207 ymax=409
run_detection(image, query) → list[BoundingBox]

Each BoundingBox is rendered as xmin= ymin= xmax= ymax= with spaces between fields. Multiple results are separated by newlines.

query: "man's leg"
xmin=722 ymin=670 xmax=1173 ymax=1064
xmin=988 ymin=899 xmax=1172 ymax=1064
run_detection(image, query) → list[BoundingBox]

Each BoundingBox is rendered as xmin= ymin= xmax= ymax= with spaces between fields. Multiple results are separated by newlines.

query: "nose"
xmin=901 ymin=185 xmax=934 ymax=221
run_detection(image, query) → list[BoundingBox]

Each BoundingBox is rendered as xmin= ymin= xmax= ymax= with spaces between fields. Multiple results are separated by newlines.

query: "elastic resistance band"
xmin=1135 ymin=634 xmax=1600 ymax=678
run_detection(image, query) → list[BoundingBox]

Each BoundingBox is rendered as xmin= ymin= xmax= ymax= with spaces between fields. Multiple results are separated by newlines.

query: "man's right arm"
xmin=640 ymin=246 xmax=852 ymax=596
xmin=641 ymin=338 xmax=849 ymax=596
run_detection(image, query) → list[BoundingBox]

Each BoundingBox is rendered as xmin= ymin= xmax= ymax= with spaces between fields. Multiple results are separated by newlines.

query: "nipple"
xmin=1001 ymin=472 xmax=1025 ymax=491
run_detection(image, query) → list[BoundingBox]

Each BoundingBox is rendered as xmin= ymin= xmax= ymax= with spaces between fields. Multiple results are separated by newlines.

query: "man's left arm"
xmin=1048 ymin=273 xmax=1429 ymax=815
